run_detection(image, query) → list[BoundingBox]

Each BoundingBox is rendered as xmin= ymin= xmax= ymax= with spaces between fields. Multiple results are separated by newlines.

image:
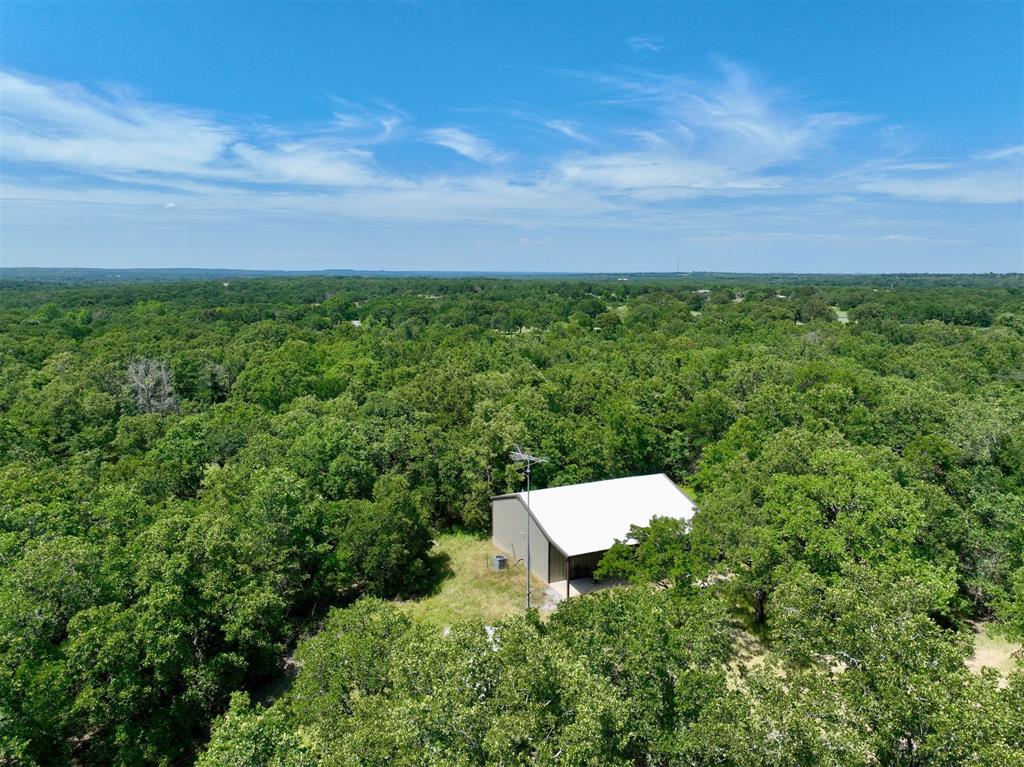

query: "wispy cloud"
xmin=858 ymin=169 xmax=1023 ymax=204
xmin=0 ymin=69 xmax=394 ymax=190
xmin=545 ymin=119 xmax=589 ymax=142
xmin=1 ymin=60 xmax=1019 ymax=244
xmin=230 ymin=142 xmax=384 ymax=187
xmin=328 ymin=98 xmax=406 ymax=143
xmin=422 ymin=127 xmax=507 ymax=163
xmin=556 ymin=152 xmax=781 ymax=200
xmin=602 ymin=60 xmax=871 ymax=169
xmin=627 ymin=36 xmax=665 ymax=53
xmin=0 ymin=70 xmax=233 ymax=175
xmin=856 ymin=150 xmax=1023 ymax=204
xmin=974 ymin=145 xmax=1023 ymax=162
xmin=548 ymin=60 xmax=867 ymax=199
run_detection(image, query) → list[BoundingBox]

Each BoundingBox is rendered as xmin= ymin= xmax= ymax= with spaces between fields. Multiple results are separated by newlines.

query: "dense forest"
xmin=0 ymin=273 xmax=1022 ymax=766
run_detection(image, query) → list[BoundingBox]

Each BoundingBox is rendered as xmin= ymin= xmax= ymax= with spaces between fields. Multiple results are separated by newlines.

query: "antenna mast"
xmin=509 ymin=445 xmax=546 ymax=609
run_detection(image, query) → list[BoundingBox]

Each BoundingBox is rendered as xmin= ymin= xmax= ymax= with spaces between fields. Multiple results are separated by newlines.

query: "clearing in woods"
xmin=400 ymin=533 xmax=1021 ymax=686
xmin=967 ymin=622 xmax=1022 ymax=686
xmin=398 ymin=532 xmax=548 ymax=627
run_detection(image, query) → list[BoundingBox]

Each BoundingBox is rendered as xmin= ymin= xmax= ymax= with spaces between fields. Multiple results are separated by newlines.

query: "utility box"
xmin=492 ymin=554 xmax=507 ymax=571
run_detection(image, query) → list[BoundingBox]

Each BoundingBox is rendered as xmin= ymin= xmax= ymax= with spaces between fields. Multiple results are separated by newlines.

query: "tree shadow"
xmin=731 ymin=602 xmax=772 ymax=644
xmin=413 ymin=546 xmax=455 ymax=598
xmin=248 ymin=654 xmax=300 ymax=707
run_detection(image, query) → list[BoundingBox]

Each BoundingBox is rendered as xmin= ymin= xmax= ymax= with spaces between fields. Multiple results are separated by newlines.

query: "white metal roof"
xmin=502 ymin=473 xmax=695 ymax=557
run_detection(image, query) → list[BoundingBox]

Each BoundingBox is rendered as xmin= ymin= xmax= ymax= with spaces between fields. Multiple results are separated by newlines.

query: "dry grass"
xmin=967 ymin=622 xmax=1021 ymax=686
xmin=398 ymin=532 xmax=547 ymax=627
xmin=725 ymin=627 xmax=771 ymax=688
xmin=728 ymin=620 xmax=1021 ymax=687
xmin=401 ymin=530 xmax=1022 ymax=691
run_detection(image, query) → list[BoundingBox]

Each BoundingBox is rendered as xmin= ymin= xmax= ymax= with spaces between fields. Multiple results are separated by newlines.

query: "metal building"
xmin=491 ymin=473 xmax=696 ymax=597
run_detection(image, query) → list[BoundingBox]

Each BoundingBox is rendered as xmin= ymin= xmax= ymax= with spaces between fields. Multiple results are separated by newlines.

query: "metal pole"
xmin=508 ymin=445 xmax=546 ymax=613
xmin=525 ymin=463 xmax=531 ymax=610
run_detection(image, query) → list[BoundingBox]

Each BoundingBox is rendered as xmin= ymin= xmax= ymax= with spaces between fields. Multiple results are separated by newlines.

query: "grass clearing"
xmin=726 ymin=628 xmax=771 ymax=687
xmin=724 ymin=604 xmax=773 ymax=686
xmin=398 ymin=531 xmax=547 ymax=627
xmin=967 ymin=622 xmax=1021 ymax=685
xmin=727 ymin=618 xmax=1021 ymax=686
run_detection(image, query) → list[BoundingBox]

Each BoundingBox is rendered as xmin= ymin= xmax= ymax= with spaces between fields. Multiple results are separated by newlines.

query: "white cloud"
xmin=859 ymin=171 xmax=1023 ymax=204
xmin=857 ymin=146 xmax=1023 ymax=204
xmin=880 ymin=233 xmax=924 ymax=241
xmin=0 ymin=70 xmax=234 ymax=174
xmin=423 ymin=127 xmax=507 ymax=163
xmin=230 ymin=142 xmax=384 ymax=187
xmin=329 ymin=98 xmax=406 ymax=142
xmin=653 ymin=62 xmax=869 ymax=168
xmin=0 ymin=60 xmax=1019 ymax=249
xmin=556 ymin=152 xmax=781 ymax=199
xmin=973 ymin=145 xmax=1023 ymax=162
xmin=877 ymin=161 xmax=956 ymax=172
xmin=518 ymin=236 xmax=552 ymax=246
xmin=547 ymin=60 xmax=866 ymax=200
xmin=557 ymin=61 xmax=873 ymax=213
xmin=627 ymin=36 xmax=665 ymax=53
xmin=545 ymin=119 xmax=588 ymax=142
xmin=684 ymin=231 xmax=850 ymax=244
xmin=0 ymin=70 xmax=395 ymax=189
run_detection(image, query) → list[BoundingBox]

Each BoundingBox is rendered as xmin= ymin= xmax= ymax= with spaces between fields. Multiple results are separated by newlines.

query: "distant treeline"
xmin=3 ymin=266 xmax=1022 ymax=288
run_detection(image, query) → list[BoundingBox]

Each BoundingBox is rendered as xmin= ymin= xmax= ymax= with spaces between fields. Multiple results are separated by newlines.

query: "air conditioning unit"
xmin=492 ymin=554 xmax=507 ymax=571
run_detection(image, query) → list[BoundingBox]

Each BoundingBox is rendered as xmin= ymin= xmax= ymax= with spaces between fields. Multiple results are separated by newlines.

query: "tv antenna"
xmin=509 ymin=445 xmax=546 ymax=609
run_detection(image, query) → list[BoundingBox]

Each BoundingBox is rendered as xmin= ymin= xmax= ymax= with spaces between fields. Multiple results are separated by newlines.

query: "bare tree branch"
xmin=126 ymin=358 xmax=178 ymax=414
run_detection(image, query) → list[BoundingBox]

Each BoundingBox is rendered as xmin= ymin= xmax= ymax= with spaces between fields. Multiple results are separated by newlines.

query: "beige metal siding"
xmin=492 ymin=497 xmax=525 ymax=558
xmin=548 ymin=544 xmax=567 ymax=582
xmin=491 ymin=496 xmax=551 ymax=583
xmin=528 ymin=513 xmax=548 ymax=583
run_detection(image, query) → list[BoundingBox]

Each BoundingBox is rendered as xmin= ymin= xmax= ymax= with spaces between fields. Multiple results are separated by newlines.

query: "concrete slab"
xmin=544 ymin=577 xmax=625 ymax=602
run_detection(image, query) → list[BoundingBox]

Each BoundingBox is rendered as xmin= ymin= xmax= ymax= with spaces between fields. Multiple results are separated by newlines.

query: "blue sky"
xmin=1 ymin=1 xmax=1021 ymax=273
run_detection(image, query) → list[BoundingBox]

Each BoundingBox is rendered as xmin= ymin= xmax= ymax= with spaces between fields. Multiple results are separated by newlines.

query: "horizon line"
xmin=3 ymin=267 xmax=1023 ymax=278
